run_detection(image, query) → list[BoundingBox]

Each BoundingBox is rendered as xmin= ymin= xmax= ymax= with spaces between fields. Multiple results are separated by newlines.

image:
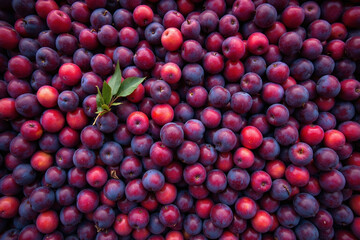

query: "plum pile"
xmin=0 ymin=0 xmax=360 ymax=239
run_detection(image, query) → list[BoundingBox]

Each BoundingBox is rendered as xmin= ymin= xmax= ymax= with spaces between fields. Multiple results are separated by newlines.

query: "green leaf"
xmin=98 ymin=112 xmax=106 ymax=118
xmin=108 ymin=61 xmax=122 ymax=96
xmin=95 ymin=108 xmax=103 ymax=114
xmin=111 ymin=102 xmax=123 ymax=106
xmin=96 ymin=86 xmax=105 ymax=110
xmin=117 ymin=77 xmax=146 ymax=97
xmin=102 ymin=81 xmax=112 ymax=105
xmin=101 ymin=104 xmax=110 ymax=111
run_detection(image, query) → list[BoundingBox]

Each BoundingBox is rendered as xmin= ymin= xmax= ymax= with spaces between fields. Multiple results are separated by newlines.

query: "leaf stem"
xmin=93 ymin=111 xmax=105 ymax=125
xmin=109 ymin=96 xmax=120 ymax=106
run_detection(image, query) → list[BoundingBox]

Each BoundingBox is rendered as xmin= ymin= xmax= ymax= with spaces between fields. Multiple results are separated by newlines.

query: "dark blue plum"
xmin=293 ymin=193 xmax=319 ymax=218
xmin=227 ymin=168 xmax=250 ymax=191
xmin=1 ymin=229 xmax=20 ymax=239
xmin=316 ymin=75 xmax=341 ymax=98
xmin=254 ymin=3 xmax=277 ymax=28
xmin=19 ymin=225 xmax=42 ymax=240
xmin=208 ymin=86 xmax=231 ymax=108
xmin=39 ymin=133 xmax=61 ymax=153
xmin=184 ymin=214 xmax=202 ymax=236
xmin=313 ymin=55 xmax=335 ymax=77
xmin=319 ymin=191 xmax=343 ymax=209
xmin=56 ymin=185 xmax=77 ymax=206
xmin=245 ymin=56 xmax=267 ymax=76
xmin=266 ymin=104 xmax=289 ymax=127
xmin=113 ymin=46 xmax=134 ymax=68
xmin=276 ymin=205 xmax=301 ymax=228
xmin=203 ymin=219 xmax=223 ymax=239
xmin=289 ymin=142 xmax=313 ymax=166
xmin=218 ymin=187 xmax=239 ymax=205
xmin=331 ymin=102 xmax=355 ymax=122
xmin=113 ymin=9 xmax=133 ymax=29
xmin=181 ymin=40 xmax=203 ymax=63
xmin=174 ymin=103 xmax=194 ymax=123
xmin=274 ymin=226 xmax=296 ymax=240
xmin=56 ymin=33 xmax=78 ymax=56
xmin=294 ymin=101 xmax=319 ymax=124
xmin=19 ymin=38 xmax=40 ymax=60
xmin=19 ymin=198 xmax=37 ymax=220
xmin=274 ymin=124 xmax=299 ymax=146
xmin=270 ymin=179 xmax=292 ymax=201
xmin=240 ymin=72 xmax=263 ymax=94
xmin=73 ymin=148 xmax=96 ymax=169
xmin=95 ymin=229 xmax=118 ymax=240
xmin=73 ymin=48 xmax=93 ymax=72
xmin=29 ymin=186 xmax=55 ymax=212
xmin=113 ymin=124 xmax=133 ymax=145
xmin=31 ymin=70 xmax=52 ymax=91
xmin=182 ymin=64 xmax=205 ymax=86
xmin=262 ymin=83 xmax=284 ymax=104
xmin=56 ymin=147 xmax=75 ymax=169
xmin=145 ymin=22 xmax=164 ymax=45
xmin=60 ymin=205 xmax=82 ymax=227
xmin=331 ymin=204 xmax=354 ymax=226
xmin=199 ymin=10 xmax=219 ymax=33
xmin=57 ymin=90 xmax=79 ymax=112
xmin=90 ymin=8 xmax=113 ymax=30
xmin=290 ymin=58 xmax=314 ymax=81
xmin=36 ymin=47 xmax=60 ymax=72
xmin=150 ymin=80 xmax=172 ymax=104
xmin=93 ymin=205 xmax=115 ymax=229
xmin=176 ymin=190 xmax=194 ymax=212
xmin=96 ymin=111 xmax=118 ymax=133
xmin=308 ymin=19 xmax=331 ymax=41
xmin=120 ymin=156 xmax=143 ymax=180
xmin=12 ymin=164 xmax=36 ymax=186
xmin=177 ymin=141 xmax=200 ymax=164
xmin=212 ymin=128 xmax=237 ymax=153
xmin=0 ymin=131 xmax=16 ymax=152
xmin=142 ymin=169 xmax=165 ymax=192
xmin=103 ymin=179 xmax=125 ymax=201
xmin=183 ymin=119 xmax=205 ymax=143
xmin=148 ymin=213 xmax=166 ymax=235
xmin=258 ymin=137 xmax=280 ymax=161
xmin=77 ymin=222 xmax=97 ymax=240
xmin=44 ymin=166 xmax=67 ymax=188
xmin=295 ymin=220 xmax=319 ymax=240
xmin=23 ymin=15 xmax=45 ymax=37
xmin=285 ymin=84 xmax=309 ymax=108
xmin=99 ymin=141 xmax=123 ymax=166
xmin=160 ymin=123 xmax=184 ymax=148
xmin=81 ymin=72 xmax=102 ymax=94
xmin=15 ymin=93 xmax=42 ymax=118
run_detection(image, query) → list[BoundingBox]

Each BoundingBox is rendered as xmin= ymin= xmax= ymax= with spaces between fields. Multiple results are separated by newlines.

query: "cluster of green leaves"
xmin=93 ymin=62 xmax=146 ymax=124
